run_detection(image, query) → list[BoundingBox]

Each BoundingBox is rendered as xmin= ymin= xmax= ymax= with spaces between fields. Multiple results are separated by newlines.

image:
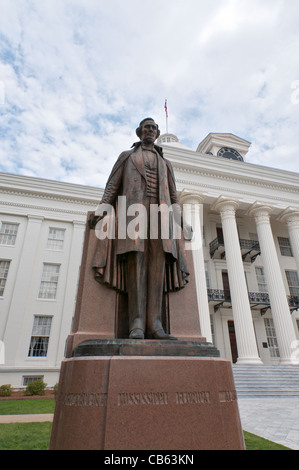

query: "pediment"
xmin=196 ymin=133 xmax=251 ymax=160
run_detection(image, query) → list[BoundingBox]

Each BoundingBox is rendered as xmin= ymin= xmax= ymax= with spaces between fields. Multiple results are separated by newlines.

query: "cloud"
xmin=0 ymin=0 xmax=299 ymax=186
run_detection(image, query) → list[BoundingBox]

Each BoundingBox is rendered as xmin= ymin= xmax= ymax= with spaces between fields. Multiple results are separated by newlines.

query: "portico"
xmin=164 ymin=131 xmax=299 ymax=366
xmin=177 ymin=190 xmax=299 ymax=365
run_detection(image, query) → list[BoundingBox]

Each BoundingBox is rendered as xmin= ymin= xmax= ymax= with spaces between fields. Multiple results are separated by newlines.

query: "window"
xmin=255 ymin=267 xmax=268 ymax=293
xmin=0 ymin=260 xmax=10 ymax=296
xmin=264 ymin=318 xmax=280 ymax=358
xmin=47 ymin=228 xmax=65 ymax=250
xmin=285 ymin=271 xmax=299 ymax=296
xmin=22 ymin=376 xmax=44 ymax=386
xmin=278 ymin=237 xmax=293 ymax=257
xmin=0 ymin=222 xmax=19 ymax=246
xmin=28 ymin=316 xmax=52 ymax=357
xmin=38 ymin=264 xmax=60 ymax=299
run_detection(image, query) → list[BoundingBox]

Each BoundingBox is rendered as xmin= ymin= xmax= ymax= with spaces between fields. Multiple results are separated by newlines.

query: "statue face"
xmin=140 ymin=120 xmax=158 ymax=144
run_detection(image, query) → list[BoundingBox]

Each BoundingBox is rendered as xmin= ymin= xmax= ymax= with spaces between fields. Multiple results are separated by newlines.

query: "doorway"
xmin=216 ymin=226 xmax=224 ymax=244
xmin=228 ymin=320 xmax=238 ymax=363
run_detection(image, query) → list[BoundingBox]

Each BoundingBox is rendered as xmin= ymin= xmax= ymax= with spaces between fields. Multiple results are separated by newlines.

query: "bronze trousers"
xmin=126 ymin=197 xmax=165 ymax=335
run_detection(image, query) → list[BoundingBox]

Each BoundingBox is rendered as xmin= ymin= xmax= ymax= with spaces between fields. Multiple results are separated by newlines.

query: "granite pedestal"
xmin=50 ymin=340 xmax=244 ymax=450
xmin=49 ymin=215 xmax=245 ymax=450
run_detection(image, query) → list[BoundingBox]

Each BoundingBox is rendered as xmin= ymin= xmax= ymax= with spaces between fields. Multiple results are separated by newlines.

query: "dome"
xmin=157 ymin=133 xmax=192 ymax=151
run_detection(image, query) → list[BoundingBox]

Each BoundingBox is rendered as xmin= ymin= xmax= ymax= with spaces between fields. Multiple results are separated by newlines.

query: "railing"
xmin=239 ymin=239 xmax=260 ymax=251
xmin=240 ymin=239 xmax=261 ymax=262
xmin=207 ymin=289 xmax=299 ymax=312
xmin=209 ymin=237 xmax=224 ymax=258
xmin=248 ymin=291 xmax=270 ymax=304
xmin=209 ymin=237 xmax=261 ymax=261
xmin=207 ymin=289 xmax=231 ymax=303
xmin=288 ymin=295 xmax=299 ymax=311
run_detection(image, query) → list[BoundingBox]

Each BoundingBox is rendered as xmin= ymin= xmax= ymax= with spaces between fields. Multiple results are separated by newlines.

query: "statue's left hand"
xmin=89 ymin=213 xmax=101 ymax=229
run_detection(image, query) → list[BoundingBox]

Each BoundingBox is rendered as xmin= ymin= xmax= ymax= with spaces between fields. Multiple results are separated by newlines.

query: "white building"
xmin=1 ymin=132 xmax=299 ymax=388
xmin=0 ymin=174 xmax=101 ymax=388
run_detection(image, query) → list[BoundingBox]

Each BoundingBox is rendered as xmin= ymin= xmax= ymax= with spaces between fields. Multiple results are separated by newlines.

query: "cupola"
xmin=196 ymin=133 xmax=251 ymax=162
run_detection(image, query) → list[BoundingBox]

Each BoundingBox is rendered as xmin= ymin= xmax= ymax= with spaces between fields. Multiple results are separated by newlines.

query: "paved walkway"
xmin=238 ymin=397 xmax=299 ymax=450
xmin=1 ymin=398 xmax=299 ymax=450
xmin=0 ymin=413 xmax=54 ymax=423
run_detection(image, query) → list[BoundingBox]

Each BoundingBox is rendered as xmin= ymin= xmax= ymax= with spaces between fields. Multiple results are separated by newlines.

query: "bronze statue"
xmin=90 ymin=118 xmax=192 ymax=340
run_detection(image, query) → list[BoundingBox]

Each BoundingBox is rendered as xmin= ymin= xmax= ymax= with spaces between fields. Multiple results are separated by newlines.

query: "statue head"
xmin=136 ymin=118 xmax=160 ymax=144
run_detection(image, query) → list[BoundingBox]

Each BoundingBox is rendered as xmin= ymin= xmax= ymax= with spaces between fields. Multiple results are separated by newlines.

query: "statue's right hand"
xmin=183 ymin=223 xmax=193 ymax=241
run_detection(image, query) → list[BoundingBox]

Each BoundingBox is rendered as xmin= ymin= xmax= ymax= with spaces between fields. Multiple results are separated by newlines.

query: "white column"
xmin=212 ymin=197 xmax=262 ymax=364
xmin=3 ymin=215 xmax=44 ymax=365
xmin=248 ymin=203 xmax=299 ymax=364
xmin=278 ymin=209 xmax=299 ymax=273
xmin=180 ymin=193 xmax=212 ymax=343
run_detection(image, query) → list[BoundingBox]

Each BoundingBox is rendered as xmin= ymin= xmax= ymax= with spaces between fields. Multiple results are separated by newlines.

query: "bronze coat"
xmin=93 ymin=143 xmax=189 ymax=293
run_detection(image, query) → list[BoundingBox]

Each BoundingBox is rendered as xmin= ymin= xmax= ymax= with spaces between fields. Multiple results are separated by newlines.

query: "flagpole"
xmin=164 ymin=99 xmax=168 ymax=133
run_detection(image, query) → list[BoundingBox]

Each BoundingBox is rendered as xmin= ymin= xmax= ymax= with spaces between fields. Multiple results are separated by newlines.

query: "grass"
xmin=0 ymin=398 xmax=55 ymax=415
xmin=0 ymin=399 xmax=293 ymax=450
xmin=0 ymin=425 xmax=292 ymax=451
xmin=243 ymin=431 xmax=291 ymax=451
xmin=0 ymin=422 xmax=52 ymax=450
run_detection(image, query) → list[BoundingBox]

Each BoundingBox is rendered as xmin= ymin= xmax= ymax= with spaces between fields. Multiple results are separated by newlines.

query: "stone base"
xmin=71 ymin=338 xmax=220 ymax=358
xmin=50 ymin=345 xmax=245 ymax=450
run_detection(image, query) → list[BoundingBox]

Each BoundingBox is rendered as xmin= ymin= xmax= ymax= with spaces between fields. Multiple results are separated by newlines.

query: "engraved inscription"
xmin=175 ymin=391 xmax=211 ymax=405
xmin=219 ymin=390 xmax=237 ymax=402
xmin=118 ymin=392 xmax=168 ymax=406
xmin=60 ymin=392 xmax=107 ymax=407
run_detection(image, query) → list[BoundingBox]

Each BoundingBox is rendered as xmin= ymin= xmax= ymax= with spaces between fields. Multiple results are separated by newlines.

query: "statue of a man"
xmin=91 ymin=118 xmax=191 ymax=340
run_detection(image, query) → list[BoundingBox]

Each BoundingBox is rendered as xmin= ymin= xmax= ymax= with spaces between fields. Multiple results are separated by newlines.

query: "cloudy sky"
xmin=0 ymin=0 xmax=299 ymax=188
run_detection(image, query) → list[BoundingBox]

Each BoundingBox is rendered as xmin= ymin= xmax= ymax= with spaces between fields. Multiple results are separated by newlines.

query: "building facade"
xmin=160 ymin=132 xmax=299 ymax=366
xmin=0 ymin=174 xmax=101 ymax=388
xmin=1 ymin=132 xmax=299 ymax=388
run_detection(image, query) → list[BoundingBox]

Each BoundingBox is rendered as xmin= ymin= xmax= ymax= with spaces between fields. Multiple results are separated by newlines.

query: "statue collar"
xmin=131 ymin=141 xmax=164 ymax=157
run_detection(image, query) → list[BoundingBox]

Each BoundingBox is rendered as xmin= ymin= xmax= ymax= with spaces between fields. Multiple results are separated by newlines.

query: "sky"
xmin=0 ymin=0 xmax=299 ymax=188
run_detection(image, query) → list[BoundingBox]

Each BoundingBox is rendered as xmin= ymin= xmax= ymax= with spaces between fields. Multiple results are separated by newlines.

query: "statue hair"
xmin=136 ymin=118 xmax=160 ymax=139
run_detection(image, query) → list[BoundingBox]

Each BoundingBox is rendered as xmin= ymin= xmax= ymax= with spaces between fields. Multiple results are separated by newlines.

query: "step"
xmin=232 ymin=365 xmax=299 ymax=398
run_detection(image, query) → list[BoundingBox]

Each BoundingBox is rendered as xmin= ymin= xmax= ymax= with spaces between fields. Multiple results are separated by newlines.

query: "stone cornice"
xmin=0 ymin=187 xmax=100 ymax=207
xmin=172 ymin=161 xmax=299 ymax=195
xmin=162 ymin=146 xmax=299 ymax=194
xmin=0 ymin=199 xmax=90 ymax=216
xmin=0 ymin=172 xmax=104 ymax=218
xmin=175 ymin=178 xmax=299 ymax=213
xmin=0 ymin=171 xmax=103 ymax=205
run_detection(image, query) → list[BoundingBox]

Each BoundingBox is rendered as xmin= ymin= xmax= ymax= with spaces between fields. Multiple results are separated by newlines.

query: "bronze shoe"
xmin=152 ymin=329 xmax=177 ymax=340
xmin=129 ymin=328 xmax=145 ymax=339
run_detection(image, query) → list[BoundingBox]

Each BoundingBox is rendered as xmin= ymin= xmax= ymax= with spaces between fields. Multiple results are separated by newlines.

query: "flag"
xmin=164 ymin=99 xmax=168 ymax=118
